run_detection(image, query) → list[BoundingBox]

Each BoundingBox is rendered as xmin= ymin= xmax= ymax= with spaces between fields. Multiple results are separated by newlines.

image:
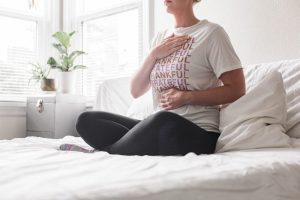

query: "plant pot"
xmin=40 ymin=78 xmax=56 ymax=91
xmin=58 ymin=71 xmax=76 ymax=93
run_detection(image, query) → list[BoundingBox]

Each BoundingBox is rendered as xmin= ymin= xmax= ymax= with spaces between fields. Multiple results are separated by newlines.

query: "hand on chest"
xmin=150 ymin=37 xmax=196 ymax=92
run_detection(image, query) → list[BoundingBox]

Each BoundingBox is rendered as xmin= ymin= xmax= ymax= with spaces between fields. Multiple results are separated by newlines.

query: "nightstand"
xmin=26 ymin=93 xmax=86 ymax=138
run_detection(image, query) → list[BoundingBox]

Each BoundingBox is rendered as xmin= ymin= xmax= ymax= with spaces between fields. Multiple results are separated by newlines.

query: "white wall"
xmin=0 ymin=105 xmax=26 ymax=139
xmin=154 ymin=0 xmax=300 ymax=65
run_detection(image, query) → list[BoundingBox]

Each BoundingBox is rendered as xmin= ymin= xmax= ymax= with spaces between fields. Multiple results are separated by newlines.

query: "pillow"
xmin=126 ymin=89 xmax=154 ymax=120
xmin=93 ymin=77 xmax=133 ymax=115
xmin=216 ymin=71 xmax=291 ymax=153
xmin=288 ymin=122 xmax=300 ymax=138
xmin=244 ymin=59 xmax=300 ymax=138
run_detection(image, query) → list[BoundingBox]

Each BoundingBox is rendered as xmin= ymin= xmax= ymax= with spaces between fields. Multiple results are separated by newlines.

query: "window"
xmin=66 ymin=0 xmax=150 ymax=101
xmin=0 ymin=16 xmax=37 ymax=101
xmin=0 ymin=0 xmax=53 ymax=102
xmin=0 ymin=0 xmax=151 ymax=103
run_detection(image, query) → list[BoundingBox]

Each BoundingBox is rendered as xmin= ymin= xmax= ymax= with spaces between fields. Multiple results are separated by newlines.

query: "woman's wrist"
xmin=183 ymin=90 xmax=193 ymax=105
xmin=149 ymin=50 xmax=158 ymax=61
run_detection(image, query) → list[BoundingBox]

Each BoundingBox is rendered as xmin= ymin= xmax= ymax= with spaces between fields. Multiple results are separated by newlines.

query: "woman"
xmin=76 ymin=0 xmax=245 ymax=156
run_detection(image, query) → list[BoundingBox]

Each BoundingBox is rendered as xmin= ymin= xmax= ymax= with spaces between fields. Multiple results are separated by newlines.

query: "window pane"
xmin=77 ymin=0 xmax=139 ymax=14
xmin=0 ymin=0 xmax=44 ymax=13
xmin=0 ymin=16 xmax=38 ymax=101
xmin=81 ymin=8 xmax=140 ymax=99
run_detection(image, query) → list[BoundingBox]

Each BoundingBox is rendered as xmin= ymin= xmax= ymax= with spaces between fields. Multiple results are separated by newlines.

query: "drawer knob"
xmin=36 ymin=99 xmax=44 ymax=113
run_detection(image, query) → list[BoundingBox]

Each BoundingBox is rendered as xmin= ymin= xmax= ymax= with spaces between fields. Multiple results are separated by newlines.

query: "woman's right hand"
xmin=150 ymin=34 xmax=190 ymax=60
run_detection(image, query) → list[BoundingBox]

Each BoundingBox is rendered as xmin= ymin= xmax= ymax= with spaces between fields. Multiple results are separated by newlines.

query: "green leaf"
xmin=52 ymin=32 xmax=71 ymax=49
xmin=62 ymin=56 xmax=71 ymax=70
xmin=47 ymin=57 xmax=58 ymax=67
xmin=47 ymin=57 xmax=65 ymax=71
xmin=52 ymin=43 xmax=66 ymax=54
xmin=68 ymin=65 xmax=87 ymax=71
xmin=28 ymin=62 xmax=51 ymax=81
xmin=69 ymin=50 xmax=86 ymax=60
xmin=54 ymin=65 xmax=66 ymax=72
xmin=69 ymin=50 xmax=86 ymax=65
xmin=69 ymin=31 xmax=76 ymax=37
xmin=67 ymin=57 xmax=74 ymax=69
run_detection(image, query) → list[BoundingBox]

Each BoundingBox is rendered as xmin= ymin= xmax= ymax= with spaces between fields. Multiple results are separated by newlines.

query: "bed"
xmin=1 ymin=59 xmax=300 ymax=200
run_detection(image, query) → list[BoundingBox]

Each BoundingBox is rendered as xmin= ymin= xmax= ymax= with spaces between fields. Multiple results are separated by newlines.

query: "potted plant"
xmin=47 ymin=31 xmax=87 ymax=93
xmin=29 ymin=62 xmax=56 ymax=91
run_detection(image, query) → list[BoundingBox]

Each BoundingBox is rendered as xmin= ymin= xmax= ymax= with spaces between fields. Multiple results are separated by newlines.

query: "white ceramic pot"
xmin=58 ymin=71 xmax=76 ymax=93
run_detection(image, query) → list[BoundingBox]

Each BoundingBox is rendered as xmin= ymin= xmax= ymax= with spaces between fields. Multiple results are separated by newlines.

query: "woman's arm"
xmin=130 ymin=34 xmax=190 ymax=98
xmin=130 ymin=53 xmax=156 ymax=98
xmin=159 ymin=68 xmax=245 ymax=109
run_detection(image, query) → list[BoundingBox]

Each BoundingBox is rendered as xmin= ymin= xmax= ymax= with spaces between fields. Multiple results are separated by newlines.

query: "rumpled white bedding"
xmin=0 ymin=136 xmax=300 ymax=200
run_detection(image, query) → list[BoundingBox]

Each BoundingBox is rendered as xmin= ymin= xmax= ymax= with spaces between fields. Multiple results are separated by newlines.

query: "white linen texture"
xmin=1 ymin=136 xmax=300 ymax=200
xmin=216 ymin=71 xmax=291 ymax=152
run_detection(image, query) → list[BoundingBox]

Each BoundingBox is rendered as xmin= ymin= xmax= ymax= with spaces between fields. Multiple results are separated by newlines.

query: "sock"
xmin=59 ymin=143 xmax=95 ymax=153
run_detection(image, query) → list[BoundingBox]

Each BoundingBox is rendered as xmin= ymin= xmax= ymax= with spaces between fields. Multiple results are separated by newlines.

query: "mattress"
xmin=0 ymin=136 xmax=300 ymax=200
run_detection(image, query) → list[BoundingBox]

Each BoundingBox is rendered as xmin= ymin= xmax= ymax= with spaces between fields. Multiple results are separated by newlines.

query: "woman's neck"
xmin=174 ymin=13 xmax=199 ymax=28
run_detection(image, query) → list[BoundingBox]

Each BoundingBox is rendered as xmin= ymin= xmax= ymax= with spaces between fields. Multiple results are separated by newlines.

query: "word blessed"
xmin=151 ymin=37 xmax=195 ymax=92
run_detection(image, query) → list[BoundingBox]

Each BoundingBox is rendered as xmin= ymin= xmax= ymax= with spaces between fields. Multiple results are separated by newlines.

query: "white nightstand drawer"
xmin=26 ymin=94 xmax=86 ymax=139
xmin=27 ymin=102 xmax=55 ymax=132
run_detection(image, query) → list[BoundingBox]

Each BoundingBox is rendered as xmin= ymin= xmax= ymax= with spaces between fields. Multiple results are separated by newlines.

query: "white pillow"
xmin=216 ymin=71 xmax=291 ymax=153
xmin=244 ymin=59 xmax=300 ymax=138
xmin=94 ymin=77 xmax=133 ymax=115
xmin=126 ymin=89 xmax=154 ymax=120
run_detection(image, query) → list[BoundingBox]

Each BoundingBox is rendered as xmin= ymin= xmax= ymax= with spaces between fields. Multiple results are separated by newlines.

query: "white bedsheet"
xmin=0 ymin=136 xmax=300 ymax=200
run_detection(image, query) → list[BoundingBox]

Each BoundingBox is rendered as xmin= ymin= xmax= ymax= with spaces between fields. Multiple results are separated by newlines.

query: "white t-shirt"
xmin=149 ymin=19 xmax=242 ymax=132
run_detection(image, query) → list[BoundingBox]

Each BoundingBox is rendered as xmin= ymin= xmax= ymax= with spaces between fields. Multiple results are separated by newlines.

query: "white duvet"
xmin=0 ymin=136 xmax=300 ymax=200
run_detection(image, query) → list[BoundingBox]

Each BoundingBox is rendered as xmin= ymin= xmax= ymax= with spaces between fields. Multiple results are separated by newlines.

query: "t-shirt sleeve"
xmin=207 ymin=26 xmax=242 ymax=78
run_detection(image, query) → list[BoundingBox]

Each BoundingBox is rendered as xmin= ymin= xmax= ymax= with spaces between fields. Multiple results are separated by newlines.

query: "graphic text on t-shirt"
xmin=150 ymin=37 xmax=195 ymax=93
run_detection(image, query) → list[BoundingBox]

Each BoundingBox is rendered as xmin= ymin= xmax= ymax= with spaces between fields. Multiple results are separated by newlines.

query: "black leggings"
xmin=76 ymin=110 xmax=220 ymax=156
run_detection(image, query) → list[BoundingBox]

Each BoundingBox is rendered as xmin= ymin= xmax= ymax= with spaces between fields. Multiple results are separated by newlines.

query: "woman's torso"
xmin=150 ymin=20 xmax=241 ymax=132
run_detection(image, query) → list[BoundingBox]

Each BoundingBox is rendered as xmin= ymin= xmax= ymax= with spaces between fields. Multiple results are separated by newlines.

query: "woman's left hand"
xmin=159 ymin=88 xmax=187 ymax=110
